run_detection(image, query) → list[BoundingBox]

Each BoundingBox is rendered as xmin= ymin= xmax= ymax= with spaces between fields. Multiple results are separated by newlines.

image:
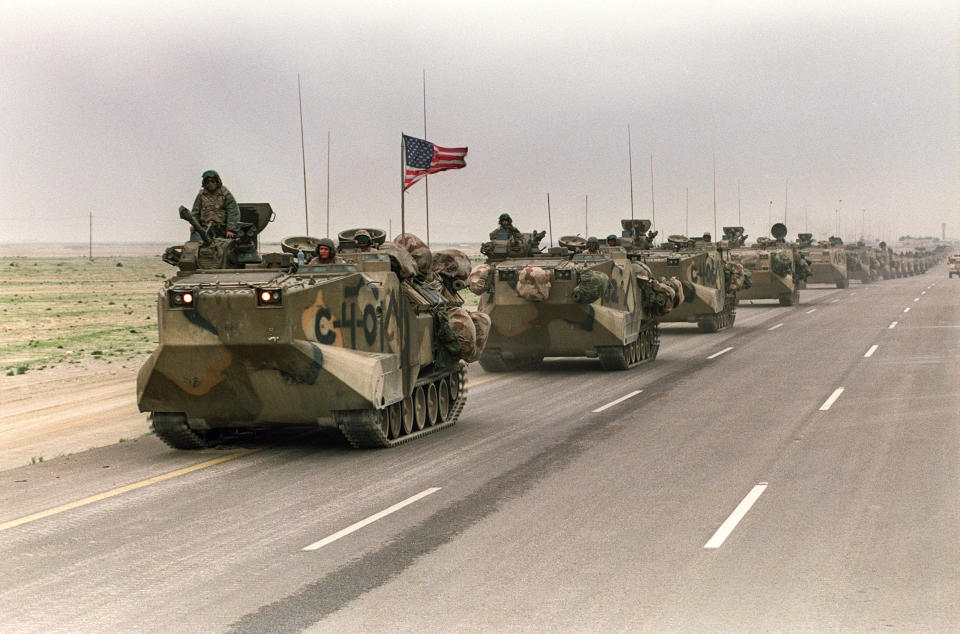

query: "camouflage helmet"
xmin=315 ymin=237 xmax=336 ymax=254
xmin=498 ymin=213 xmax=512 ymax=224
xmin=354 ymin=229 xmax=372 ymax=245
xmin=586 ymin=236 xmax=599 ymax=246
xmin=606 ymin=234 xmax=618 ymax=245
xmin=201 ymin=170 xmax=221 ymax=186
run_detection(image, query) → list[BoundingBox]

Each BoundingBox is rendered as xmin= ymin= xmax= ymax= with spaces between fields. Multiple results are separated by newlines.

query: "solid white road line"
xmin=707 ymin=346 xmax=734 ymax=360
xmin=303 ymin=488 xmax=441 ymax=551
xmin=864 ymin=345 xmax=879 ymax=358
xmin=889 ymin=321 xmax=898 ymax=329
xmin=704 ymin=483 xmax=768 ymax=549
xmin=768 ymin=323 xmax=784 ymax=331
xmin=592 ymin=390 xmax=643 ymax=413
xmin=805 ymin=308 xmax=817 ymax=314
xmin=904 ymin=307 xmax=911 ymax=313
xmin=819 ymin=387 xmax=845 ymax=411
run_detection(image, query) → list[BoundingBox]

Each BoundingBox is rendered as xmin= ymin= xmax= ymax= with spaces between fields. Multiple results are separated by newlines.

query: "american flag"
xmin=403 ymin=134 xmax=468 ymax=191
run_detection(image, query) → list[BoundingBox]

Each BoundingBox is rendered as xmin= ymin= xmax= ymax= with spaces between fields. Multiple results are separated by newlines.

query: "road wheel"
xmin=413 ymin=386 xmax=427 ymax=431
xmin=401 ymin=396 xmax=414 ymax=435
xmin=426 ymin=383 xmax=439 ymax=426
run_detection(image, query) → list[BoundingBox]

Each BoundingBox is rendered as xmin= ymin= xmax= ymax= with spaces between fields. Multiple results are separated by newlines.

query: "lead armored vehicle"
xmin=729 ymin=223 xmax=810 ymax=305
xmin=470 ymin=226 xmax=681 ymax=371
xmin=948 ymin=255 xmax=960 ymax=278
xmin=139 ymin=206 xmax=489 ymax=449
xmin=622 ymin=220 xmax=742 ymax=332
xmin=798 ymin=234 xmax=848 ymax=288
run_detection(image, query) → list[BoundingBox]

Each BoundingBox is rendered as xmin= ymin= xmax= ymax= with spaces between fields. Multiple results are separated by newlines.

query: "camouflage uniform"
xmin=191 ymin=171 xmax=239 ymax=238
xmin=490 ymin=214 xmax=522 ymax=241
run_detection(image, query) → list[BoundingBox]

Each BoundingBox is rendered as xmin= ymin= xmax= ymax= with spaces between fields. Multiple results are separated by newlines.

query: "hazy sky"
xmin=1 ymin=0 xmax=957 ymax=246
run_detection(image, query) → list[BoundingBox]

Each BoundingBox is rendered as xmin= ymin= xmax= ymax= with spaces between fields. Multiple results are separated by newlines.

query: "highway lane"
xmin=0 ymin=270 xmax=956 ymax=632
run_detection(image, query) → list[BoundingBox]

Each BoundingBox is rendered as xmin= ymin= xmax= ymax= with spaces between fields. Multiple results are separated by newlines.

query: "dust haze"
xmin=1 ymin=0 xmax=957 ymax=245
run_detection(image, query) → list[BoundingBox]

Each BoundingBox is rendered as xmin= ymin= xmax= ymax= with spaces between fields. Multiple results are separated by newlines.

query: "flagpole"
xmin=401 ymin=134 xmax=406 ymax=235
xmin=423 ymin=68 xmax=430 ymax=246
xmin=546 ymin=193 xmax=553 ymax=247
xmin=628 ymin=125 xmax=635 ymax=221
xmin=298 ymin=73 xmax=309 ymax=235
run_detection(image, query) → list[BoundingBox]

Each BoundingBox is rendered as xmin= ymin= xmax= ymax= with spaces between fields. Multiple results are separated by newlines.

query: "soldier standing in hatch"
xmin=307 ymin=238 xmax=344 ymax=265
xmin=190 ymin=170 xmax=239 ymax=240
xmin=585 ymin=236 xmax=600 ymax=253
xmin=353 ymin=229 xmax=376 ymax=252
xmin=490 ymin=213 xmax=523 ymax=241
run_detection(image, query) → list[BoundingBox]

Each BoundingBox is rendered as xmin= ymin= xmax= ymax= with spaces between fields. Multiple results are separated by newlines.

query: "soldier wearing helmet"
xmin=605 ymin=234 xmax=620 ymax=247
xmin=307 ymin=238 xmax=343 ymax=265
xmin=190 ymin=170 xmax=240 ymax=239
xmin=353 ymin=229 xmax=375 ymax=252
xmin=585 ymin=236 xmax=600 ymax=253
xmin=490 ymin=213 xmax=523 ymax=241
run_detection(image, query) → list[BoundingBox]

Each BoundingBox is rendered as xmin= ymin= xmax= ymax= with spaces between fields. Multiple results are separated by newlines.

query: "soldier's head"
xmin=702 ymin=232 xmax=712 ymax=243
xmin=498 ymin=213 xmax=513 ymax=227
xmin=201 ymin=170 xmax=221 ymax=192
xmin=606 ymin=234 xmax=619 ymax=246
xmin=316 ymin=238 xmax=336 ymax=262
xmin=354 ymin=229 xmax=373 ymax=251
xmin=586 ymin=236 xmax=599 ymax=252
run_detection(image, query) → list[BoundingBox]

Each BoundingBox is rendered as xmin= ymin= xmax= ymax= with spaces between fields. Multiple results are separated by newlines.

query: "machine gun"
xmin=179 ymin=205 xmax=211 ymax=245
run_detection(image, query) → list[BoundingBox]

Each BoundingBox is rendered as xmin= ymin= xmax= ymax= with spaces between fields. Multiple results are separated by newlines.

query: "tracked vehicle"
xmin=139 ymin=207 xmax=488 ymax=449
xmin=471 ymin=226 xmax=681 ymax=371
xmin=798 ymin=234 xmax=848 ymax=288
xmin=730 ymin=223 xmax=810 ymax=305
xmin=845 ymin=242 xmax=881 ymax=284
xmin=623 ymin=220 xmax=741 ymax=332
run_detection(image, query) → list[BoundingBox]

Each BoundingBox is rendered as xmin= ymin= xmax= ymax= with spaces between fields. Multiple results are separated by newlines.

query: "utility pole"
xmin=627 ymin=125 xmax=635 ymax=220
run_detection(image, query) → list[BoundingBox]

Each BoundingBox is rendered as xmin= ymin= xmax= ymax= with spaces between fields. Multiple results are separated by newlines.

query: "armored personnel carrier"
xmin=471 ymin=226 xmax=681 ymax=371
xmin=844 ymin=242 xmax=881 ymax=284
xmin=797 ymin=234 xmax=848 ymax=288
xmin=139 ymin=207 xmax=489 ymax=449
xmin=729 ymin=223 xmax=810 ymax=305
xmin=623 ymin=221 xmax=742 ymax=332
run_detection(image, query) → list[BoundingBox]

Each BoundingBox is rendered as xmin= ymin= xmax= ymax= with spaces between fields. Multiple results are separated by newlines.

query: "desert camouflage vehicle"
xmin=949 ymin=255 xmax=960 ymax=278
xmin=624 ymin=221 xmax=743 ymax=332
xmin=798 ymin=234 xmax=848 ymax=288
xmin=845 ymin=242 xmax=881 ymax=284
xmin=729 ymin=223 xmax=810 ymax=305
xmin=471 ymin=226 xmax=681 ymax=371
xmin=139 ymin=207 xmax=489 ymax=449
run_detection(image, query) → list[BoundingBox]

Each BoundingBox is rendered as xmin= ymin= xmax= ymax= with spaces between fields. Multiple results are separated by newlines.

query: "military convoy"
xmin=139 ymin=205 xmax=489 ymax=449
xmin=141 ymin=200 xmax=951 ymax=451
xmin=729 ymin=223 xmax=811 ymax=305
xmin=470 ymin=224 xmax=682 ymax=371
xmin=620 ymin=220 xmax=744 ymax=332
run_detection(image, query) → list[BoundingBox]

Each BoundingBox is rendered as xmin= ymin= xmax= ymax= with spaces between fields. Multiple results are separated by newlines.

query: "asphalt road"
xmin=1 ymin=269 xmax=957 ymax=633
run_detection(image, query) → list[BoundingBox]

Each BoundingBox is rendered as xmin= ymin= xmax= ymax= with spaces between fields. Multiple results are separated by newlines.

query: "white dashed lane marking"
xmin=819 ymin=387 xmax=845 ymax=411
xmin=768 ymin=323 xmax=784 ymax=331
xmin=864 ymin=345 xmax=879 ymax=358
xmin=889 ymin=321 xmax=898 ymax=329
xmin=707 ymin=347 xmax=734 ymax=360
xmin=303 ymin=488 xmax=441 ymax=551
xmin=704 ymin=483 xmax=769 ymax=549
xmin=592 ymin=390 xmax=643 ymax=413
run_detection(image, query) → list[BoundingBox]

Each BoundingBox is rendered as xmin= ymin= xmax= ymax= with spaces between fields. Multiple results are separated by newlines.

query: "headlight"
xmin=256 ymin=288 xmax=282 ymax=306
xmin=168 ymin=289 xmax=196 ymax=308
